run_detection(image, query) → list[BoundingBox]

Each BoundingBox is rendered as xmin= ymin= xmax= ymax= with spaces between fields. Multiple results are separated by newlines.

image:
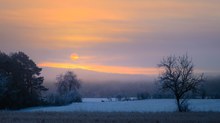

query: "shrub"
xmin=46 ymin=91 xmax=82 ymax=106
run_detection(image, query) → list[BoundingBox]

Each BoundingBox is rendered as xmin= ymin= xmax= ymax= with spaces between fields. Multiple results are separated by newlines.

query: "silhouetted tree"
xmin=116 ymin=95 xmax=122 ymax=101
xmin=158 ymin=54 xmax=204 ymax=112
xmin=56 ymin=71 xmax=80 ymax=95
xmin=137 ymin=92 xmax=150 ymax=100
xmin=203 ymin=77 xmax=220 ymax=99
xmin=0 ymin=51 xmax=14 ymax=108
xmin=0 ymin=51 xmax=48 ymax=109
xmin=52 ymin=71 xmax=81 ymax=105
xmin=0 ymin=72 xmax=11 ymax=106
xmin=11 ymin=52 xmax=47 ymax=106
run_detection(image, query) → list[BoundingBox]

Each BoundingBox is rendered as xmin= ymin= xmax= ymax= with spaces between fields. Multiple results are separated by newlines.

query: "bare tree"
xmin=56 ymin=71 xmax=80 ymax=95
xmin=54 ymin=71 xmax=81 ymax=104
xmin=158 ymin=54 xmax=204 ymax=112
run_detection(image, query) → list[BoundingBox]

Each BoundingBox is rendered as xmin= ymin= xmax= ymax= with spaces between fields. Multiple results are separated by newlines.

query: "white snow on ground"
xmin=82 ymin=98 xmax=113 ymax=102
xmin=22 ymin=99 xmax=220 ymax=112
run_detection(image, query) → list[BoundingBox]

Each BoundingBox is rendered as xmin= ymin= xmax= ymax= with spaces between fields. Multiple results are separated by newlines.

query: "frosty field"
xmin=1 ymin=99 xmax=219 ymax=123
xmin=1 ymin=112 xmax=220 ymax=123
xmin=23 ymin=99 xmax=220 ymax=112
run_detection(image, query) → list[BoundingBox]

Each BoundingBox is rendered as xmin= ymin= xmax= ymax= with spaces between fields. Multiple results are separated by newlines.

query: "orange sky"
xmin=1 ymin=0 xmax=220 ymax=81
xmin=39 ymin=62 xmax=158 ymax=75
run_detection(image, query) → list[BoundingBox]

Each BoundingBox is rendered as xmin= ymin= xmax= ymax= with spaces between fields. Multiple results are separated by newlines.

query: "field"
xmin=1 ymin=99 xmax=220 ymax=123
xmin=0 ymin=112 xmax=220 ymax=123
xmin=23 ymin=99 xmax=220 ymax=112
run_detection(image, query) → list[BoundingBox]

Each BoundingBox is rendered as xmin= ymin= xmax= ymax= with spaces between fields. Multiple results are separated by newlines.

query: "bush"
xmin=116 ymin=95 xmax=122 ymax=101
xmin=137 ymin=92 xmax=150 ymax=100
xmin=46 ymin=91 xmax=82 ymax=106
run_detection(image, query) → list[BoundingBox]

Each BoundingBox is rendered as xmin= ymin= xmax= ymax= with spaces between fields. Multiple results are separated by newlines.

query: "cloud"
xmin=1 ymin=0 xmax=220 ymax=80
xmin=1 ymin=0 xmax=219 ymax=50
xmin=38 ymin=62 xmax=158 ymax=75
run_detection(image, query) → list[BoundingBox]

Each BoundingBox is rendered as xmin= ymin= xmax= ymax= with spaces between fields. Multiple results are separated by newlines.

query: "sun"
xmin=70 ymin=53 xmax=79 ymax=61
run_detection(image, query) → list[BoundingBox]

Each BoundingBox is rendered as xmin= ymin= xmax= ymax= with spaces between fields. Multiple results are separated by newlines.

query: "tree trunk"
xmin=176 ymin=98 xmax=182 ymax=112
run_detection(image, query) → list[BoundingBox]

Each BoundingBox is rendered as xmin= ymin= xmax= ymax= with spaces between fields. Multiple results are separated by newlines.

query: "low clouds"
xmin=38 ymin=62 xmax=158 ymax=75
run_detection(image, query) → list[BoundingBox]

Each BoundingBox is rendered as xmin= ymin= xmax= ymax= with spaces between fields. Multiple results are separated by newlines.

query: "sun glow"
xmin=38 ymin=62 xmax=158 ymax=75
xmin=70 ymin=53 xmax=79 ymax=61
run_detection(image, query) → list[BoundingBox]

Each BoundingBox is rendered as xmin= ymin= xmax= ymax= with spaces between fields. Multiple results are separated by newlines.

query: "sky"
xmin=0 ymin=0 xmax=220 ymax=82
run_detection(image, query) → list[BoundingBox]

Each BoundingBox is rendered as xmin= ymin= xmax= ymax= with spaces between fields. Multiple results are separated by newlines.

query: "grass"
xmin=0 ymin=111 xmax=220 ymax=123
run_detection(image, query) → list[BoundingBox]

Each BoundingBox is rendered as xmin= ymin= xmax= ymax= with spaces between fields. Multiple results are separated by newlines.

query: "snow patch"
xmin=22 ymin=99 xmax=220 ymax=112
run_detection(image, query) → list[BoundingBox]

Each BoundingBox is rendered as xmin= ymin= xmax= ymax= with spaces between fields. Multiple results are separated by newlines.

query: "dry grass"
xmin=0 ymin=111 xmax=220 ymax=123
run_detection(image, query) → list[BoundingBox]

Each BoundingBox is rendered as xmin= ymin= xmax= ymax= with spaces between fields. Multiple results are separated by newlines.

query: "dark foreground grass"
xmin=0 ymin=111 xmax=220 ymax=123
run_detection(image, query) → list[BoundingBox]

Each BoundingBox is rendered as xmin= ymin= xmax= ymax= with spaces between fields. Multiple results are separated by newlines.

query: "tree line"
xmin=0 ymin=51 xmax=209 ymax=112
xmin=0 ymin=51 xmax=81 ymax=109
xmin=0 ymin=51 xmax=48 ymax=109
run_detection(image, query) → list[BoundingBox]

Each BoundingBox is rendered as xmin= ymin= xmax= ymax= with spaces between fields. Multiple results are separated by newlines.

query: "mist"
xmin=43 ymin=75 xmax=220 ymax=99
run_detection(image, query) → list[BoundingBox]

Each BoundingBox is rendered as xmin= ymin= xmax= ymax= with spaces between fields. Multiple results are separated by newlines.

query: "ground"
xmin=0 ymin=112 xmax=220 ymax=123
xmin=1 ymin=99 xmax=220 ymax=123
xmin=23 ymin=99 xmax=220 ymax=112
